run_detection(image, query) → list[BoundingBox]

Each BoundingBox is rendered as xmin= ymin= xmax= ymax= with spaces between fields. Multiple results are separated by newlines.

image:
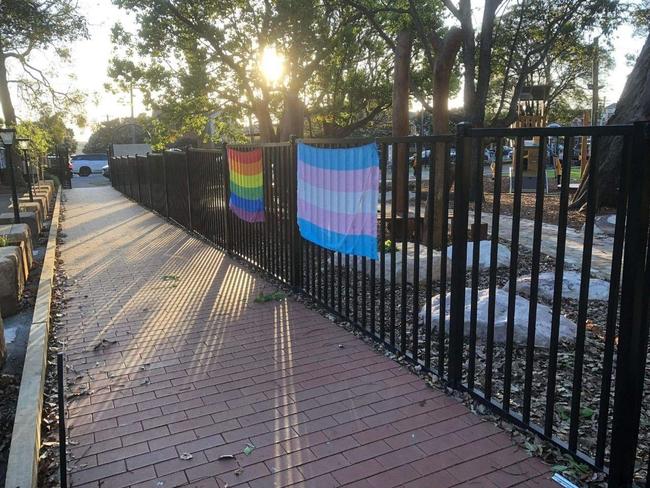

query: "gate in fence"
xmin=109 ymin=121 xmax=650 ymax=487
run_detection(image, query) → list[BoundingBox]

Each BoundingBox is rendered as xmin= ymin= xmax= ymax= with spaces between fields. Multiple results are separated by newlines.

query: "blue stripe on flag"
xmin=230 ymin=193 xmax=264 ymax=212
xmin=298 ymin=143 xmax=379 ymax=171
xmin=298 ymin=218 xmax=377 ymax=260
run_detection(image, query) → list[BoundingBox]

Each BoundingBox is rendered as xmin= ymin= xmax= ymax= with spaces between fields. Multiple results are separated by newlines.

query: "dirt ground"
xmin=482 ymin=177 xmax=614 ymax=231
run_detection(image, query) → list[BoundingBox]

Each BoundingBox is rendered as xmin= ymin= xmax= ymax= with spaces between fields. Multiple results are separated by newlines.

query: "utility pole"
xmin=130 ymin=82 xmax=136 ymax=144
xmin=591 ymin=37 xmax=599 ymax=126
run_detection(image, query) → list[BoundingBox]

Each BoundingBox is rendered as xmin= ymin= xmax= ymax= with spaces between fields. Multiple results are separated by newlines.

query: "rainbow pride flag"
xmin=227 ymin=148 xmax=265 ymax=222
xmin=297 ymin=143 xmax=379 ymax=260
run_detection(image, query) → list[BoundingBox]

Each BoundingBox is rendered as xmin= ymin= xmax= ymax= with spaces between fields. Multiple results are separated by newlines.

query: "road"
xmin=70 ymin=173 xmax=111 ymax=188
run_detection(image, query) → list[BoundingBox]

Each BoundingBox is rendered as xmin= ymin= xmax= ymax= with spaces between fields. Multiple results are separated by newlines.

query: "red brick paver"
xmin=60 ymin=187 xmax=555 ymax=487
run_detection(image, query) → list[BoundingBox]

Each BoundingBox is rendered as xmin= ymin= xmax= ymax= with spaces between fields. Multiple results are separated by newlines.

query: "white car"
xmin=70 ymin=153 xmax=108 ymax=176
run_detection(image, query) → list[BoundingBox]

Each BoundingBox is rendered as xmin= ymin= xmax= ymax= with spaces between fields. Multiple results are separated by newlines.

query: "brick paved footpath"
xmin=59 ymin=187 xmax=555 ymax=488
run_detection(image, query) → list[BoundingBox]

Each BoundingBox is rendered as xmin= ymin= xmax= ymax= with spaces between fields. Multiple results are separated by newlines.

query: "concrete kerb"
xmin=4 ymin=189 xmax=61 ymax=488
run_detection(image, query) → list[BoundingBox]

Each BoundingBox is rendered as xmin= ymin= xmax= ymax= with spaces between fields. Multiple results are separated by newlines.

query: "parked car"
xmin=70 ymin=153 xmax=108 ymax=176
xmin=102 ymin=164 xmax=110 ymax=178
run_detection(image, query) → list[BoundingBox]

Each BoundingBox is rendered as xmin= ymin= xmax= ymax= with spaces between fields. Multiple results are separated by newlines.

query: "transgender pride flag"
xmin=297 ymin=143 xmax=379 ymax=260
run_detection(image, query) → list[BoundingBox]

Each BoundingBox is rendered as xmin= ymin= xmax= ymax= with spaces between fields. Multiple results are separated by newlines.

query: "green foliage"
xmin=108 ymin=0 xmax=412 ymax=141
xmin=16 ymin=113 xmax=77 ymax=160
xmin=631 ymin=0 xmax=650 ymax=34
xmin=0 ymin=0 xmax=88 ymax=122
xmin=16 ymin=122 xmax=49 ymax=160
xmin=42 ymin=171 xmax=61 ymax=188
xmin=84 ymin=116 xmax=151 ymax=153
xmin=0 ymin=236 xmax=8 ymax=247
xmin=485 ymin=0 xmax=619 ymax=127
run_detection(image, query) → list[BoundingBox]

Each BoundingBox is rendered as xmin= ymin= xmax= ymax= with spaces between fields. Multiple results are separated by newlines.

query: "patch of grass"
xmin=161 ymin=274 xmax=179 ymax=282
xmin=0 ymin=235 xmax=8 ymax=247
xmin=254 ymin=291 xmax=286 ymax=303
xmin=545 ymin=166 xmax=583 ymax=184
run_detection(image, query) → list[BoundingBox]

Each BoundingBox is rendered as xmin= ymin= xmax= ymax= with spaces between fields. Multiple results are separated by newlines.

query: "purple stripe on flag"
xmin=231 ymin=205 xmax=264 ymax=223
xmin=298 ymin=198 xmax=376 ymax=236
xmin=297 ymin=163 xmax=379 ymax=192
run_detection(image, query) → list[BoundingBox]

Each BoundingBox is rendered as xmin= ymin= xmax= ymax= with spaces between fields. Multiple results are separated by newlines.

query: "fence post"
xmin=222 ymin=142 xmax=232 ymax=253
xmin=107 ymin=154 xmax=113 ymax=188
xmin=608 ymin=121 xmax=650 ymax=488
xmin=147 ymin=153 xmax=153 ymax=208
xmin=289 ymin=135 xmax=302 ymax=291
xmin=162 ymin=151 xmax=170 ymax=218
xmin=448 ymin=122 xmax=472 ymax=388
xmin=185 ymin=148 xmax=193 ymax=231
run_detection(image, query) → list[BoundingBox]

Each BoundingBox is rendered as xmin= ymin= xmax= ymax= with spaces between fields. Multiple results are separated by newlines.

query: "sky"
xmin=11 ymin=0 xmax=648 ymax=144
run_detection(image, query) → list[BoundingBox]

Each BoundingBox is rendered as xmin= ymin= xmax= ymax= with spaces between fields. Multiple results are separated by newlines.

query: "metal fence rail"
xmin=108 ymin=121 xmax=650 ymax=487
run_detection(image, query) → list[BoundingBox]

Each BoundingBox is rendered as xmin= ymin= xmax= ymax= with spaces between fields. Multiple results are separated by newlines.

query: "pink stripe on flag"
xmin=297 ymin=198 xmax=376 ymax=236
xmin=298 ymin=164 xmax=379 ymax=192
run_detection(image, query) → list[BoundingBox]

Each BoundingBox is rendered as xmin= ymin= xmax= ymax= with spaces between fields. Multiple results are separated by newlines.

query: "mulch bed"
xmin=480 ymin=177 xmax=619 ymax=233
xmin=0 ymin=374 xmax=20 ymax=482
xmin=482 ymin=177 xmax=586 ymax=230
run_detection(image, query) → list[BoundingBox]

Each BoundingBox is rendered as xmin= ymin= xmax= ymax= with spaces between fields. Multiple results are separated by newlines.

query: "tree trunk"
xmin=0 ymin=53 xmax=16 ymax=126
xmin=392 ymin=30 xmax=412 ymax=218
xmin=253 ymin=100 xmax=277 ymax=142
xmin=571 ymin=32 xmax=650 ymax=210
xmin=427 ymin=28 xmax=463 ymax=248
xmin=458 ymin=0 xmax=476 ymax=119
xmin=278 ymin=92 xmax=305 ymax=141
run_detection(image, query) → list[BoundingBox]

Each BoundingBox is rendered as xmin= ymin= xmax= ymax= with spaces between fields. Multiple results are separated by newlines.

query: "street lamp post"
xmin=0 ymin=128 xmax=20 ymax=223
xmin=17 ymin=138 xmax=33 ymax=202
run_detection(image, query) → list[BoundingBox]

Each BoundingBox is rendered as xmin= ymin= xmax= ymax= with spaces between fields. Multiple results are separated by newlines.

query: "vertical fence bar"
xmin=595 ymin=135 xmax=630 ymax=469
xmin=379 ymin=143 xmax=388 ymax=342
xmin=608 ymin=121 xmax=650 ymax=487
xmin=147 ymin=153 xmax=154 ymax=209
xmin=522 ymin=137 xmax=547 ymax=424
xmin=412 ymin=143 xmax=422 ymax=362
xmin=222 ymin=143 xmax=231 ymax=253
xmin=467 ymin=139 xmax=484 ymax=390
xmin=290 ymin=137 xmax=302 ymax=290
xmin=185 ymin=149 xmax=193 ymax=231
xmin=503 ymin=135 xmax=524 ymax=412
xmin=389 ymin=142 xmax=397 ymax=348
xmin=423 ymin=142 xmax=436 ymax=371
xmin=57 ymin=352 xmax=68 ymax=488
xmin=544 ymin=136 xmax=573 ymax=437
xmin=485 ymin=141 xmax=503 ymax=399
xmin=162 ymin=151 xmax=170 ymax=219
xmin=449 ymin=122 xmax=471 ymax=387
xmin=568 ymin=134 xmax=599 ymax=451
xmin=400 ymin=141 xmax=409 ymax=355
xmin=438 ymin=143 xmax=451 ymax=378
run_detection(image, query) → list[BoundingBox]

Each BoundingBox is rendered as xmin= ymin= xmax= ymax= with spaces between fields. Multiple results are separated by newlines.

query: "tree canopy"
xmin=15 ymin=112 xmax=76 ymax=159
xmin=108 ymin=0 xmax=427 ymax=142
xmin=83 ymin=116 xmax=154 ymax=154
xmin=107 ymin=0 xmax=647 ymax=147
xmin=0 ymin=0 xmax=88 ymax=125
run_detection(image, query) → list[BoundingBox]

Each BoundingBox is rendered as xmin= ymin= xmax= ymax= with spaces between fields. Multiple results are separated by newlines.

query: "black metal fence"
xmin=109 ymin=121 xmax=650 ymax=487
xmin=49 ymin=145 xmax=72 ymax=189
